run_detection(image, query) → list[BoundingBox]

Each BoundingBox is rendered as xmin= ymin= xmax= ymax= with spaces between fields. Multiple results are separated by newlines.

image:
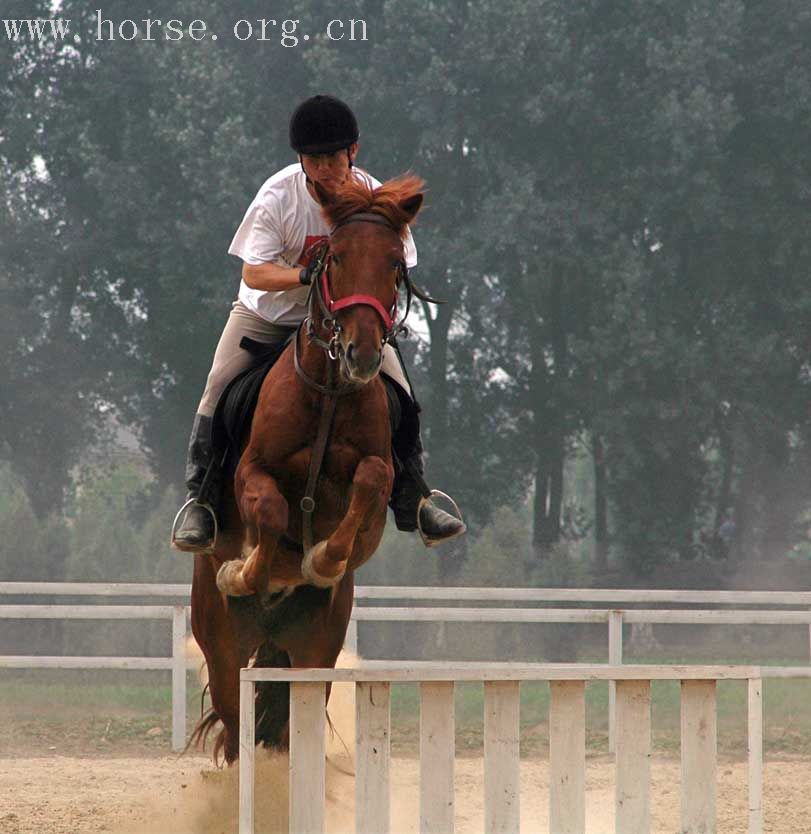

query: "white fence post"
xmin=608 ymin=609 xmax=623 ymax=753
xmin=171 ymin=605 xmax=186 ymax=752
xmin=420 ymin=681 xmax=455 ymax=834
xmin=356 ymin=681 xmax=391 ymax=834
xmin=289 ymin=681 xmax=326 ymax=834
xmin=549 ymin=680 xmax=586 ymax=834
xmin=681 ymin=679 xmax=717 ymax=834
xmin=615 ymin=679 xmax=651 ymax=833
xmin=484 ymin=680 xmax=521 ymax=834
xmin=748 ymin=678 xmax=763 ymax=834
xmin=239 ymin=676 xmax=256 ymax=834
xmin=345 ymin=616 xmax=359 ymax=656
xmin=807 ymin=610 xmax=811 ymax=664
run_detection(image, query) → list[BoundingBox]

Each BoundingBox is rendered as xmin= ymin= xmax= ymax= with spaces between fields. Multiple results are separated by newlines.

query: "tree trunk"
xmin=593 ymin=432 xmax=608 ymax=571
xmin=529 ymin=275 xmax=566 ymax=561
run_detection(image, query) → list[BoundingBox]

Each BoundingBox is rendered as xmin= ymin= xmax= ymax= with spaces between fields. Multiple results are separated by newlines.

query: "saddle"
xmin=211 ymin=336 xmax=291 ymax=475
xmin=209 ymin=334 xmax=418 ymax=484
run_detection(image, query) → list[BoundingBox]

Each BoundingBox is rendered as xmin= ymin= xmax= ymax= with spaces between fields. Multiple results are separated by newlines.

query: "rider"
xmin=171 ymin=94 xmax=466 ymax=553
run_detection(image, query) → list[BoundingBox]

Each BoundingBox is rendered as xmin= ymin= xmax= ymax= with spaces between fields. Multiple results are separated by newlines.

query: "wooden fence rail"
xmin=239 ymin=663 xmax=775 ymax=834
xmin=4 ymin=584 xmax=811 ymax=759
xmin=0 ymin=601 xmax=189 ymax=751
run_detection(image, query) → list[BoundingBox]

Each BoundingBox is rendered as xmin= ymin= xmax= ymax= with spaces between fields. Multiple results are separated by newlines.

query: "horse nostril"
xmin=346 ymin=342 xmax=356 ymax=362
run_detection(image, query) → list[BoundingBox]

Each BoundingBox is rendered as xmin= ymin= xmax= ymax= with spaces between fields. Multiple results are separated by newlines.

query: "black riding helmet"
xmin=289 ymin=95 xmax=359 ymax=155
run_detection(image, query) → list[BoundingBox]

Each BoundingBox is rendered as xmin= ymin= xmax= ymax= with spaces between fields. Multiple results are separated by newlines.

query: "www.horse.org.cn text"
xmin=1 ymin=14 xmax=369 ymax=47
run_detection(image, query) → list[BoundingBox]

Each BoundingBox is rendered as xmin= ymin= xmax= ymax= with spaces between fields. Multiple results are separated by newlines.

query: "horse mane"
xmin=321 ymin=173 xmax=425 ymax=239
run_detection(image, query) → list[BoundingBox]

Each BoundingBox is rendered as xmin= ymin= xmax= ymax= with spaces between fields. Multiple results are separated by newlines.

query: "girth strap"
xmin=301 ymin=392 xmax=338 ymax=556
xmin=299 ymin=353 xmax=341 ymax=557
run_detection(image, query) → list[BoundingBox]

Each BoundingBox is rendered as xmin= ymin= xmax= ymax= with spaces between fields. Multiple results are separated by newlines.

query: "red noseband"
xmin=320 ymin=260 xmax=397 ymax=332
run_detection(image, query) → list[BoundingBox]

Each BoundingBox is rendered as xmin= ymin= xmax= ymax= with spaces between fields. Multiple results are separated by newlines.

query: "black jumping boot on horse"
xmin=171 ymin=414 xmax=220 ymax=553
xmin=390 ymin=448 xmax=466 ymax=547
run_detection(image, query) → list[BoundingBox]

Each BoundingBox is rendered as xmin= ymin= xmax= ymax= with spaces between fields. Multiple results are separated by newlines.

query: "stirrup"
xmin=417 ymin=489 xmax=465 ymax=548
xmin=170 ymin=496 xmax=219 ymax=552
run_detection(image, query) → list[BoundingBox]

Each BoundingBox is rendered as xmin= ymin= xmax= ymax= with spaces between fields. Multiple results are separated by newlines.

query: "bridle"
xmin=292 ymin=210 xmax=445 ymax=557
xmin=294 ymin=211 xmax=442 ymax=393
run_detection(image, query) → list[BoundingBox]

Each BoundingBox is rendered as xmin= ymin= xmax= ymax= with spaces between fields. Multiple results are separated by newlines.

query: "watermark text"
xmin=2 ymin=12 xmax=369 ymax=47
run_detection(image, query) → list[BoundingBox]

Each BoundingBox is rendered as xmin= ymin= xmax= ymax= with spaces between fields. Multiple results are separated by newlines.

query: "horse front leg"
xmin=217 ymin=457 xmax=288 ymax=597
xmin=301 ymin=455 xmax=393 ymax=587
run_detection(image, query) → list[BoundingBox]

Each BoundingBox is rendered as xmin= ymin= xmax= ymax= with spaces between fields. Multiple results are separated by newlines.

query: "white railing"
xmin=239 ymin=662 xmax=793 ymax=834
xmin=3 ymin=582 xmax=811 ymax=754
xmin=0 ymin=598 xmax=189 ymax=751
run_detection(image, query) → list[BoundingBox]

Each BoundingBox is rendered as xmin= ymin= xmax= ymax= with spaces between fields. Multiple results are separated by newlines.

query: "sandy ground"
xmin=4 ymin=668 xmax=811 ymax=834
xmin=4 ymin=752 xmax=811 ymax=833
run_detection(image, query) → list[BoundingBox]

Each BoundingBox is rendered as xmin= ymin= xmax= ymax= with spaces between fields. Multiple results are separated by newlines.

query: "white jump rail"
xmin=239 ymin=663 xmax=773 ymax=834
xmin=7 ymin=581 xmax=811 ymax=605
xmin=350 ymin=604 xmax=811 ymax=752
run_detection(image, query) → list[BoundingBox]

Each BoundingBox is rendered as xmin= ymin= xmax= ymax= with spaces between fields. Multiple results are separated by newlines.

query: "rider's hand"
xmin=299 ymin=260 xmax=319 ymax=286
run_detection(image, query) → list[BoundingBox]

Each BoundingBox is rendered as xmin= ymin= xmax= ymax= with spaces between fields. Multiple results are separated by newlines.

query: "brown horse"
xmin=190 ymin=174 xmax=425 ymax=763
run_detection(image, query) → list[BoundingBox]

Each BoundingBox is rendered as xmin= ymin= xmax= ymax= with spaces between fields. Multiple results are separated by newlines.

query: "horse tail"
xmin=185 ymin=705 xmax=229 ymax=766
xmin=183 ymin=677 xmax=231 ymax=765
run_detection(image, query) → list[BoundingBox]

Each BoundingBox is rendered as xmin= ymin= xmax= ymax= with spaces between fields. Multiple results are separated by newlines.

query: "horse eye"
xmin=332 ymin=254 xmax=340 ymax=266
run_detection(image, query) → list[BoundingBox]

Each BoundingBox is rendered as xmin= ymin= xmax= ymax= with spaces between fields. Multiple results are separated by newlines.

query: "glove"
xmin=299 ymin=263 xmax=317 ymax=286
xmin=299 ymin=250 xmax=327 ymax=286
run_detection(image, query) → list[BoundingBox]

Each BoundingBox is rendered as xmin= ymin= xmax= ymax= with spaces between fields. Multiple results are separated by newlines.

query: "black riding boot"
xmin=171 ymin=414 xmax=220 ymax=552
xmin=390 ymin=444 xmax=466 ymax=546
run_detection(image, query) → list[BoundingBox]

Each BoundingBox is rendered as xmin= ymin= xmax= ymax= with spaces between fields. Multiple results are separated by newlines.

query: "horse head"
xmin=313 ymin=174 xmax=424 ymax=384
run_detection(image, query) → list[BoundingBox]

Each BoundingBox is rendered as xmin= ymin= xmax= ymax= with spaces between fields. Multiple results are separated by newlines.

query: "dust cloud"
xmin=82 ymin=647 xmax=811 ymax=834
xmin=125 ymin=651 xmax=360 ymax=834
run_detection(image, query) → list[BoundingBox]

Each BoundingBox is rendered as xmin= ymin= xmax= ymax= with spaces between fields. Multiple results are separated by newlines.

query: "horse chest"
xmin=324 ymin=441 xmax=369 ymax=481
xmin=275 ymin=441 xmax=370 ymax=487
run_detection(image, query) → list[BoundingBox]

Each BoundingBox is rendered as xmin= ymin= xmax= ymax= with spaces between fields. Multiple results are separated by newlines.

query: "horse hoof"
xmin=301 ymin=542 xmax=346 ymax=588
xmin=216 ymin=560 xmax=253 ymax=597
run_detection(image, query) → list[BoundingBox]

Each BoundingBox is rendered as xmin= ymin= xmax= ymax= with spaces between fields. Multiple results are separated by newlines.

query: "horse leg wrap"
xmin=301 ymin=541 xmax=346 ymax=588
xmin=216 ymin=558 xmax=254 ymax=597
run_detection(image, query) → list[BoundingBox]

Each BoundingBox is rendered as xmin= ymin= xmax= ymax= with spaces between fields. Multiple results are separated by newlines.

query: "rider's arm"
xmin=242 ymin=261 xmax=303 ymax=292
xmin=233 ymin=196 xmax=306 ymax=291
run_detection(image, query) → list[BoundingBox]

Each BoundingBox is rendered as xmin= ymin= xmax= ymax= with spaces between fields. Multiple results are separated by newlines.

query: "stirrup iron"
xmin=170 ymin=497 xmax=219 ymax=552
xmin=417 ymin=489 xmax=465 ymax=548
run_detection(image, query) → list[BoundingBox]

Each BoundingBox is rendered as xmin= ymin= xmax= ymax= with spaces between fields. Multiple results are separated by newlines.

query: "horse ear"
xmin=400 ymin=192 xmax=423 ymax=225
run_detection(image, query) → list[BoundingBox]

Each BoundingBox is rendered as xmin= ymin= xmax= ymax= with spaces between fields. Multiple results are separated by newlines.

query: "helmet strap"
xmin=298 ymin=154 xmax=316 ymax=188
xmin=298 ymin=149 xmax=354 ymax=191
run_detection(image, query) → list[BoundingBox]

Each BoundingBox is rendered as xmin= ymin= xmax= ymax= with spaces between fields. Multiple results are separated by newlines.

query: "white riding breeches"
xmin=196 ymin=300 xmax=411 ymax=417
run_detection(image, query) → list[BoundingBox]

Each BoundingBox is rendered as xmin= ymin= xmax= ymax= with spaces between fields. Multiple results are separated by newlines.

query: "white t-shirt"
xmin=228 ymin=163 xmax=418 ymax=325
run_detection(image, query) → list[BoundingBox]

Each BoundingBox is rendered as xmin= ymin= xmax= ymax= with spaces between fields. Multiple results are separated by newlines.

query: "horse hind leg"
xmin=191 ymin=555 xmax=258 ymax=763
xmin=287 ymin=573 xmax=354 ymax=719
xmin=253 ymin=642 xmax=292 ymax=749
xmin=250 ymin=578 xmax=353 ymax=749
xmin=302 ymin=455 xmax=392 ymax=587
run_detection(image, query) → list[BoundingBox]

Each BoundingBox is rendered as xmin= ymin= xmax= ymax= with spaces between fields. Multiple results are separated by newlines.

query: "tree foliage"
xmin=3 ymin=0 xmax=811 ymax=580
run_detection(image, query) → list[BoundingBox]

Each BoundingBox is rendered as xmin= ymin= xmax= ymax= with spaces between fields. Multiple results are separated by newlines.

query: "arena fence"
xmin=238 ymin=662 xmax=791 ymax=834
xmin=0 ymin=599 xmax=189 ymax=751
xmin=3 ymin=583 xmax=811 ymax=755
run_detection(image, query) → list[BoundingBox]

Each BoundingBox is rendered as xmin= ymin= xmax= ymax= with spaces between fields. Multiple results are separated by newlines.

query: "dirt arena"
xmin=2 ymin=670 xmax=810 ymax=834
xmin=5 ymin=750 xmax=811 ymax=833
xmin=4 ymin=656 xmax=811 ymax=833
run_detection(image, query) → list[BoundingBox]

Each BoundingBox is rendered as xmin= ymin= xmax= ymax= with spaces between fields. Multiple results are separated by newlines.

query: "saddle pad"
xmin=211 ymin=337 xmax=291 ymax=473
